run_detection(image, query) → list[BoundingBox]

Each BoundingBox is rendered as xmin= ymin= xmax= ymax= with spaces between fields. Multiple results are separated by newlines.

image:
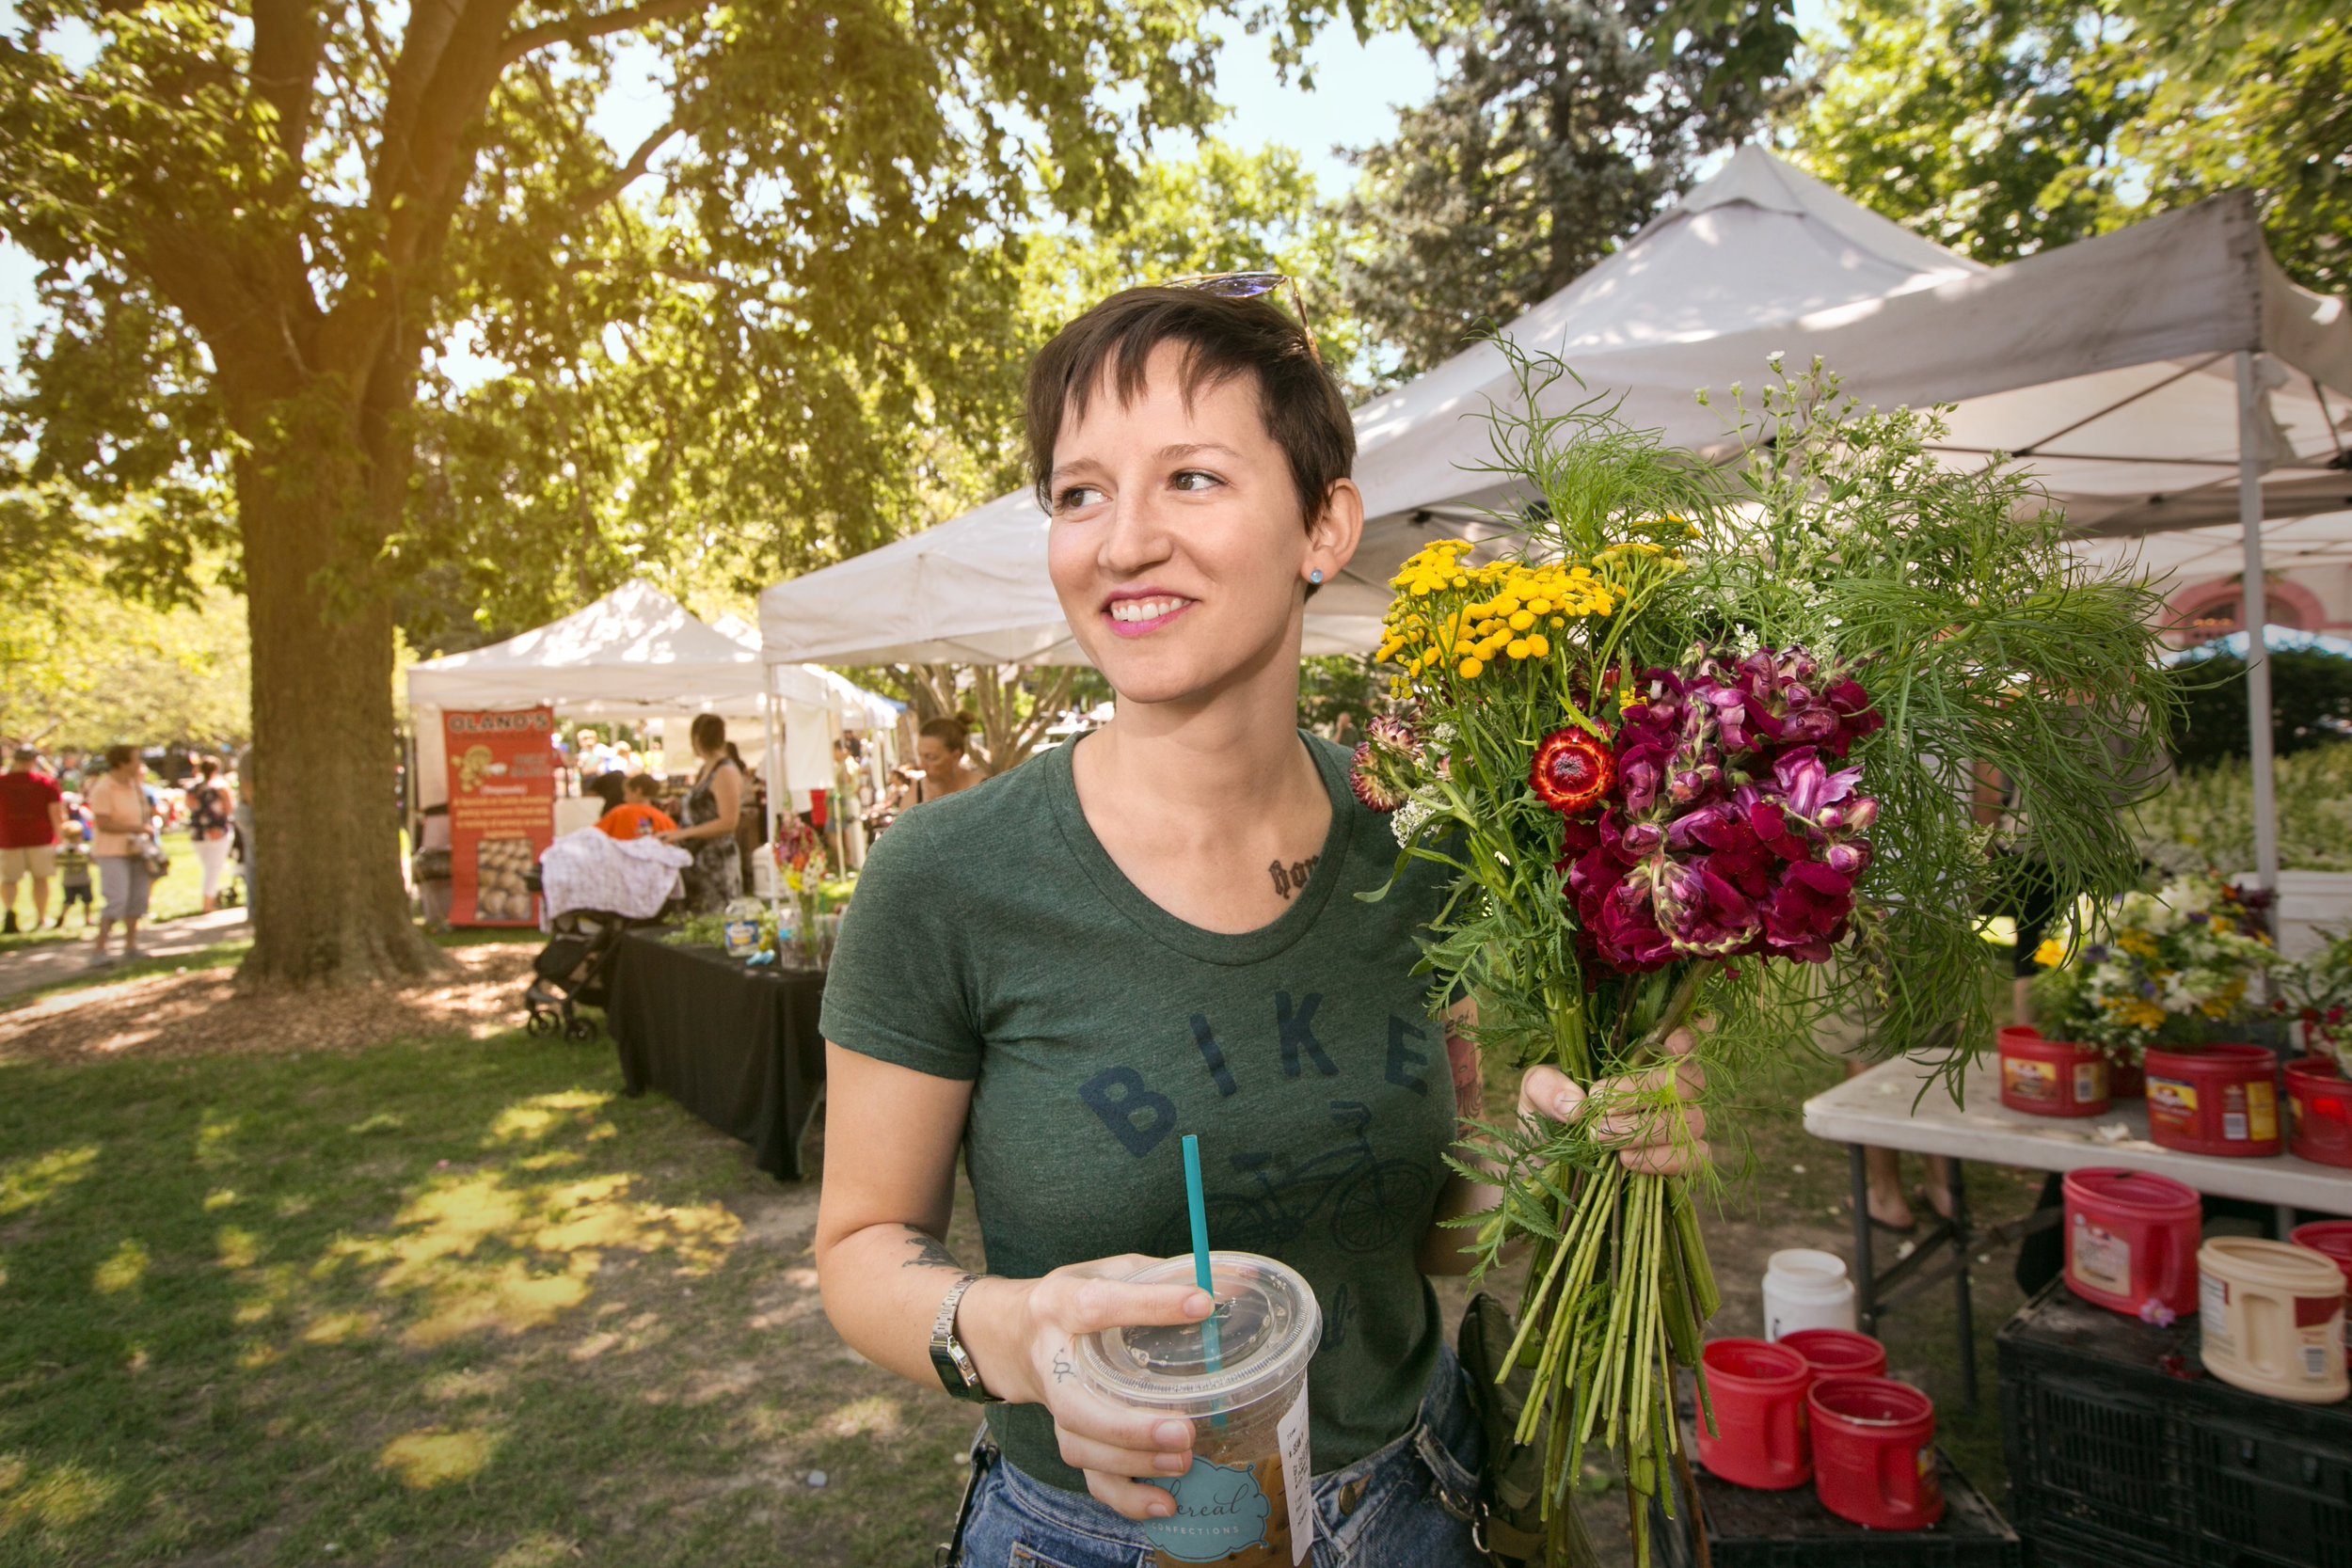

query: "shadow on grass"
xmin=0 ymin=1029 xmax=973 ymax=1566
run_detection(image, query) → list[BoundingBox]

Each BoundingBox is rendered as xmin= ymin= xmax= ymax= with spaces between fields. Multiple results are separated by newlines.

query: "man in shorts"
xmin=0 ymin=747 xmax=66 ymax=934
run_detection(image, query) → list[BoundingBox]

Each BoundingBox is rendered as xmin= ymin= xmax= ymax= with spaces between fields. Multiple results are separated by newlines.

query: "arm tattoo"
xmin=1051 ymin=1348 xmax=1074 ymax=1384
xmin=896 ymin=1225 xmax=961 ymax=1272
xmin=1446 ymin=1021 xmax=1485 ymax=1134
xmin=1268 ymin=855 xmax=1320 ymax=900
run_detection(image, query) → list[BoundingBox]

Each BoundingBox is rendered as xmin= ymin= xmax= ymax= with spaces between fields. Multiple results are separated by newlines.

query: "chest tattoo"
xmin=1268 ymin=854 xmax=1321 ymax=900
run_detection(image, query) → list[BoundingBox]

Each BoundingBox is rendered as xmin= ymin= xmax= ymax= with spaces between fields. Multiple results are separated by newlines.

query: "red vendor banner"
xmin=444 ymin=706 xmax=556 ymax=926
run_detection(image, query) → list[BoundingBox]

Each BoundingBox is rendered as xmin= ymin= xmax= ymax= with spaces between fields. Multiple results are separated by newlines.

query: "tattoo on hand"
xmin=1268 ymin=855 xmax=1320 ymax=900
xmin=898 ymin=1226 xmax=961 ymax=1272
xmin=1446 ymin=1022 xmax=1485 ymax=1131
xmin=1051 ymin=1348 xmax=1073 ymax=1384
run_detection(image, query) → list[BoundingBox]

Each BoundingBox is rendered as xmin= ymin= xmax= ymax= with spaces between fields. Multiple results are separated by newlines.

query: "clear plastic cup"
xmin=1075 ymin=1252 xmax=1322 ymax=1567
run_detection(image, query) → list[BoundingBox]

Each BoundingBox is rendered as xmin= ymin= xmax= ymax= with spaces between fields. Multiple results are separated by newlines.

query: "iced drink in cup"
xmin=1075 ymin=1251 xmax=1322 ymax=1567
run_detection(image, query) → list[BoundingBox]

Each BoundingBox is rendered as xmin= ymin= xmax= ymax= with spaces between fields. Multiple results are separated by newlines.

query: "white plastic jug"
xmin=1763 ymin=1248 xmax=1858 ymax=1339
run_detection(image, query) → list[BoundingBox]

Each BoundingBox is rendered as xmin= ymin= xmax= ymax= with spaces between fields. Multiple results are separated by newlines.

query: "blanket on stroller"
xmin=538 ymin=828 xmax=691 ymax=923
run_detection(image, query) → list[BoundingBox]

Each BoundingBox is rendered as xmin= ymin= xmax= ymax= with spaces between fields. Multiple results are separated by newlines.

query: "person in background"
xmin=185 ymin=756 xmax=238 ymax=913
xmin=910 ymin=711 xmax=987 ymax=803
xmin=53 ymin=840 xmax=93 ymax=928
xmin=230 ymin=750 xmax=257 ymax=919
xmin=660 ymin=715 xmax=745 ymax=912
xmin=0 ymin=747 xmax=66 ymax=935
xmin=585 ymin=769 xmax=628 ymax=815
xmin=597 ymin=775 xmax=677 ymax=841
xmin=86 ymin=743 xmax=157 ymax=966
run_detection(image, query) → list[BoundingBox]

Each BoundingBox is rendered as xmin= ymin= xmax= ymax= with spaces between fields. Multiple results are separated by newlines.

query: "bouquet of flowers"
xmin=771 ymin=816 xmax=838 ymax=965
xmin=2272 ymin=929 xmax=2352 ymax=1069
xmin=1355 ymin=348 xmax=2172 ymax=1565
xmin=2027 ymin=874 xmax=2276 ymax=1063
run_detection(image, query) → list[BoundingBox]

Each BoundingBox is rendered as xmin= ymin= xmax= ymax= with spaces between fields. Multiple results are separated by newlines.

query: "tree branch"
xmin=249 ymin=0 xmax=326 ymax=166
xmin=499 ymin=0 xmax=705 ymax=70
xmin=575 ymin=116 xmax=685 ymax=215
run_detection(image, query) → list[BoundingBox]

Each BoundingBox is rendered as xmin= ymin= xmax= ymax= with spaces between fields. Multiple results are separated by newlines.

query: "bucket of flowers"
xmin=771 ymin=816 xmax=839 ymax=968
xmin=2277 ymin=930 xmax=2352 ymax=1071
xmin=1354 ymin=346 xmax=2172 ymax=1565
xmin=2027 ymin=873 xmax=2279 ymax=1094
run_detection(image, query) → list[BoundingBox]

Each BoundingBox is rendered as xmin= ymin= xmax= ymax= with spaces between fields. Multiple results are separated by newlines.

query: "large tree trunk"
xmin=235 ymin=422 xmax=448 ymax=988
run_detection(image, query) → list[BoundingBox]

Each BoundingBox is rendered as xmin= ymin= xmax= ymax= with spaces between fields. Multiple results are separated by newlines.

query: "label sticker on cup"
xmin=1143 ymin=1456 xmax=1273 ymax=1563
xmin=1278 ymin=1379 xmax=1313 ymax=1564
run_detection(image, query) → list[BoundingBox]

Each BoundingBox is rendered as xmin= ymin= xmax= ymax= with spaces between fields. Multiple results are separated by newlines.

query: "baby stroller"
xmin=522 ymin=828 xmax=691 ymax=1040
xmin=524 ymin=910 xmax=642 ymax=1040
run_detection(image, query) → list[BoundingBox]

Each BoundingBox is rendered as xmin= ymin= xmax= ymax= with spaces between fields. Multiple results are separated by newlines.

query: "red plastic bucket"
xmin=1808 ymin=1376 xmax=1945 ymax=1530
xmin=2144 ymin=1044 xmax=2282 ymax=1157
xmin=2290 ymin=1220 xmax=2352 ymax=1354
xmin=1999 ymin=1029 xmax=2109 ymax=1117
xmin=2284 ymin=1057 xmax=2352 ymax=1167
xmin=1696 ymin=1338 xmax=1812 ymax=1489
xmin=2062 ymin=1167 xmax=2201 ymax=1318
xmin=1777 ymin=1328 xmax=1887 ymax=1384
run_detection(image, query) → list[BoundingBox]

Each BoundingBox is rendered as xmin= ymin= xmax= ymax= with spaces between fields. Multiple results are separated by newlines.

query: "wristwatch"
xmin=929 ymin=1274 xmax=1003 ymax=1403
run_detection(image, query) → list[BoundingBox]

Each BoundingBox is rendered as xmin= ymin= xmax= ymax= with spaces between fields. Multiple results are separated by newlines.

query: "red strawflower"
xmin=1531 ymin=727 xmax=1613 ymax=815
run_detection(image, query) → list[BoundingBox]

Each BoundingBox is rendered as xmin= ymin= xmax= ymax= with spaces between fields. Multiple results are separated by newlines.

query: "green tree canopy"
xmin=1342 ymin=0 xmax=1802 ymax=377
xmin=1785 ymin=0 xmax=2351 ymax=293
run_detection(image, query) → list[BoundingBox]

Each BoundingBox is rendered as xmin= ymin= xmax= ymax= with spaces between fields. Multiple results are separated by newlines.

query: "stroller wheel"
xmin=565 ymin=1015 xmax=597 ymax=1042
xmin=525 ymin=1011 xmax=556 ymax=1037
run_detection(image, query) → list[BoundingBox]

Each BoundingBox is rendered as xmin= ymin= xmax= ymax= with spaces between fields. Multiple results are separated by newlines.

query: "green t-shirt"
xmin=820 ymin=731 xmax=1455 ymax=1492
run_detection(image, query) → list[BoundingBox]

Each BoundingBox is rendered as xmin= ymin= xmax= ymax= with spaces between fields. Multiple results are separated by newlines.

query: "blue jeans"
xmin=949 ymin=1345 xmax=1486 ymax=1568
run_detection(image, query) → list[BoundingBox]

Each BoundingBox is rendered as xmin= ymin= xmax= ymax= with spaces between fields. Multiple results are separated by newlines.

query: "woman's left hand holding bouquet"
xmin=1516 ymin=1027 xmax=1708 ymax=1176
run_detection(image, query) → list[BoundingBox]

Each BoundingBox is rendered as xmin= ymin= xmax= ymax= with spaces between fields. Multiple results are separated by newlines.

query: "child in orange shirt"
xmin=596 ymin=775 xmax=677 ymax=841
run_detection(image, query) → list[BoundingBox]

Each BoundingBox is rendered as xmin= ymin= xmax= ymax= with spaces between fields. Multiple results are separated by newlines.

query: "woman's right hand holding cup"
xmin=965 ymin=1256 xmax=1216 ymax=1521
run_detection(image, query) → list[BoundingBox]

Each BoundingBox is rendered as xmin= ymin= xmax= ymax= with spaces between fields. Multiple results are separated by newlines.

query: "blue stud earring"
xmin=1309 ymin=569 xmax=1324 ymax=584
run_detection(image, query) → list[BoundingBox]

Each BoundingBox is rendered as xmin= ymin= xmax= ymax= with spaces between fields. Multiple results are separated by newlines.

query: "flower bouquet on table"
xmin=771 ymin=817 xmax=849 ymax=967
xmin=1356 ymin=347 xmax=2172 ymax=1566
xmin=2028 ymin=873 xmax=2279 ymax=1071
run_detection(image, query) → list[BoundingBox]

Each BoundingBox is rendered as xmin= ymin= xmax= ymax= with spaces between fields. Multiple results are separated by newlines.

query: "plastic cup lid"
xmin=1075 ymin=1252 xmax=1321 ymax=1417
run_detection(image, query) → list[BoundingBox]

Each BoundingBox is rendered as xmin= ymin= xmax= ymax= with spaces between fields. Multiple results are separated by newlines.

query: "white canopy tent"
xmin=407 ymin=579 xmax=841 ymax=814
xmin=759 ymin=147 xmax=2352 ymax=897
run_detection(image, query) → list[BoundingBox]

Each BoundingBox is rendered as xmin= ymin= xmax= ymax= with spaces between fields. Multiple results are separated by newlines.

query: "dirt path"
xmin=0 ymin=907 xmax=251 ymax=999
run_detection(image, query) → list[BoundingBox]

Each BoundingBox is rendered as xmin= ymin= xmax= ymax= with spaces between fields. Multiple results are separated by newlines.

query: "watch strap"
xmin=929 ymin=1273 xmax=1003 ymax=1403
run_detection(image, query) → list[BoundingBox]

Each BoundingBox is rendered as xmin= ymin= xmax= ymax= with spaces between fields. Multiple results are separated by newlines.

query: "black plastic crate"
xmin=1998 ymin=1278 xmax=2352 ymax=1568
xmin=1650 ymin=1406 xmax=2023 ymax=1568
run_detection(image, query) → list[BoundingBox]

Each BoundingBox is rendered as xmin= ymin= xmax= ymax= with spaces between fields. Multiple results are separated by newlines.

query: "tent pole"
xmin=763 ymin=675 xmax=787 ymax=919
xmin=2235 ymin=350 xmax=2280 ymax=927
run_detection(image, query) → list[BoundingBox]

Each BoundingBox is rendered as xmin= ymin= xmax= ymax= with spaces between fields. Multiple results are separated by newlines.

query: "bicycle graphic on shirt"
xmin=1151 ymin=1101 xmax=1435 ymax=1259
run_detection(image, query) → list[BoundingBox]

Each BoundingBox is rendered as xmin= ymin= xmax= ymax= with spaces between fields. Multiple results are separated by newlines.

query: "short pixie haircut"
xmin=1025 ymin=287 xmax=1354 ymax=531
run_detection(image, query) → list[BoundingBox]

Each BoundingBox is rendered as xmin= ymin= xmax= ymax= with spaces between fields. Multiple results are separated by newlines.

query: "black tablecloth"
xmin=608 ymin=930 xmax=826 ymax=1180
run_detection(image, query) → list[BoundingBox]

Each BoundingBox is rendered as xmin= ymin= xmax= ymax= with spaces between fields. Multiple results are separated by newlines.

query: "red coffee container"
xmin=1696 ymin=1338 xmax=1812 ymax=1489
xmin=2290 ymin=1220 xmax=2352 ymax=1316
xmin=2284 ymin=1056 xmax=2352 ymax=1167
xmin=1999 ymin=1028 xmax=2110 ymax=1117
xmin=2062 ymin=1167 xmax=2201 ymax=1318
xmin=1778 ymin=1327 xmax=1887 ymax=1383
xmin=1808 ymin=1376 xmax=1945 ymax=1530
xmin=2144 ymin=1044 xmax=2282 ymax=1156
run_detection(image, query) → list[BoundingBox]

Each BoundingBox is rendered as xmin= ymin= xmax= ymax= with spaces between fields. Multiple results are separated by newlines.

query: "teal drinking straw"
xmin=1180 ymin=1133 xmax=1225 ymax=1415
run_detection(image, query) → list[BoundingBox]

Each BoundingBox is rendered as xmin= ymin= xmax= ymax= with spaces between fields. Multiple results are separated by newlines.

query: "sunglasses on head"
xmin=1160 ymin=271 xmax=1321 ymax=362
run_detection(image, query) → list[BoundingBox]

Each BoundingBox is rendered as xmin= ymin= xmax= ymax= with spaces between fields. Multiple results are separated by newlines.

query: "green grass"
xmin=0 ymin=1027 xmax=978 ymax=1566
